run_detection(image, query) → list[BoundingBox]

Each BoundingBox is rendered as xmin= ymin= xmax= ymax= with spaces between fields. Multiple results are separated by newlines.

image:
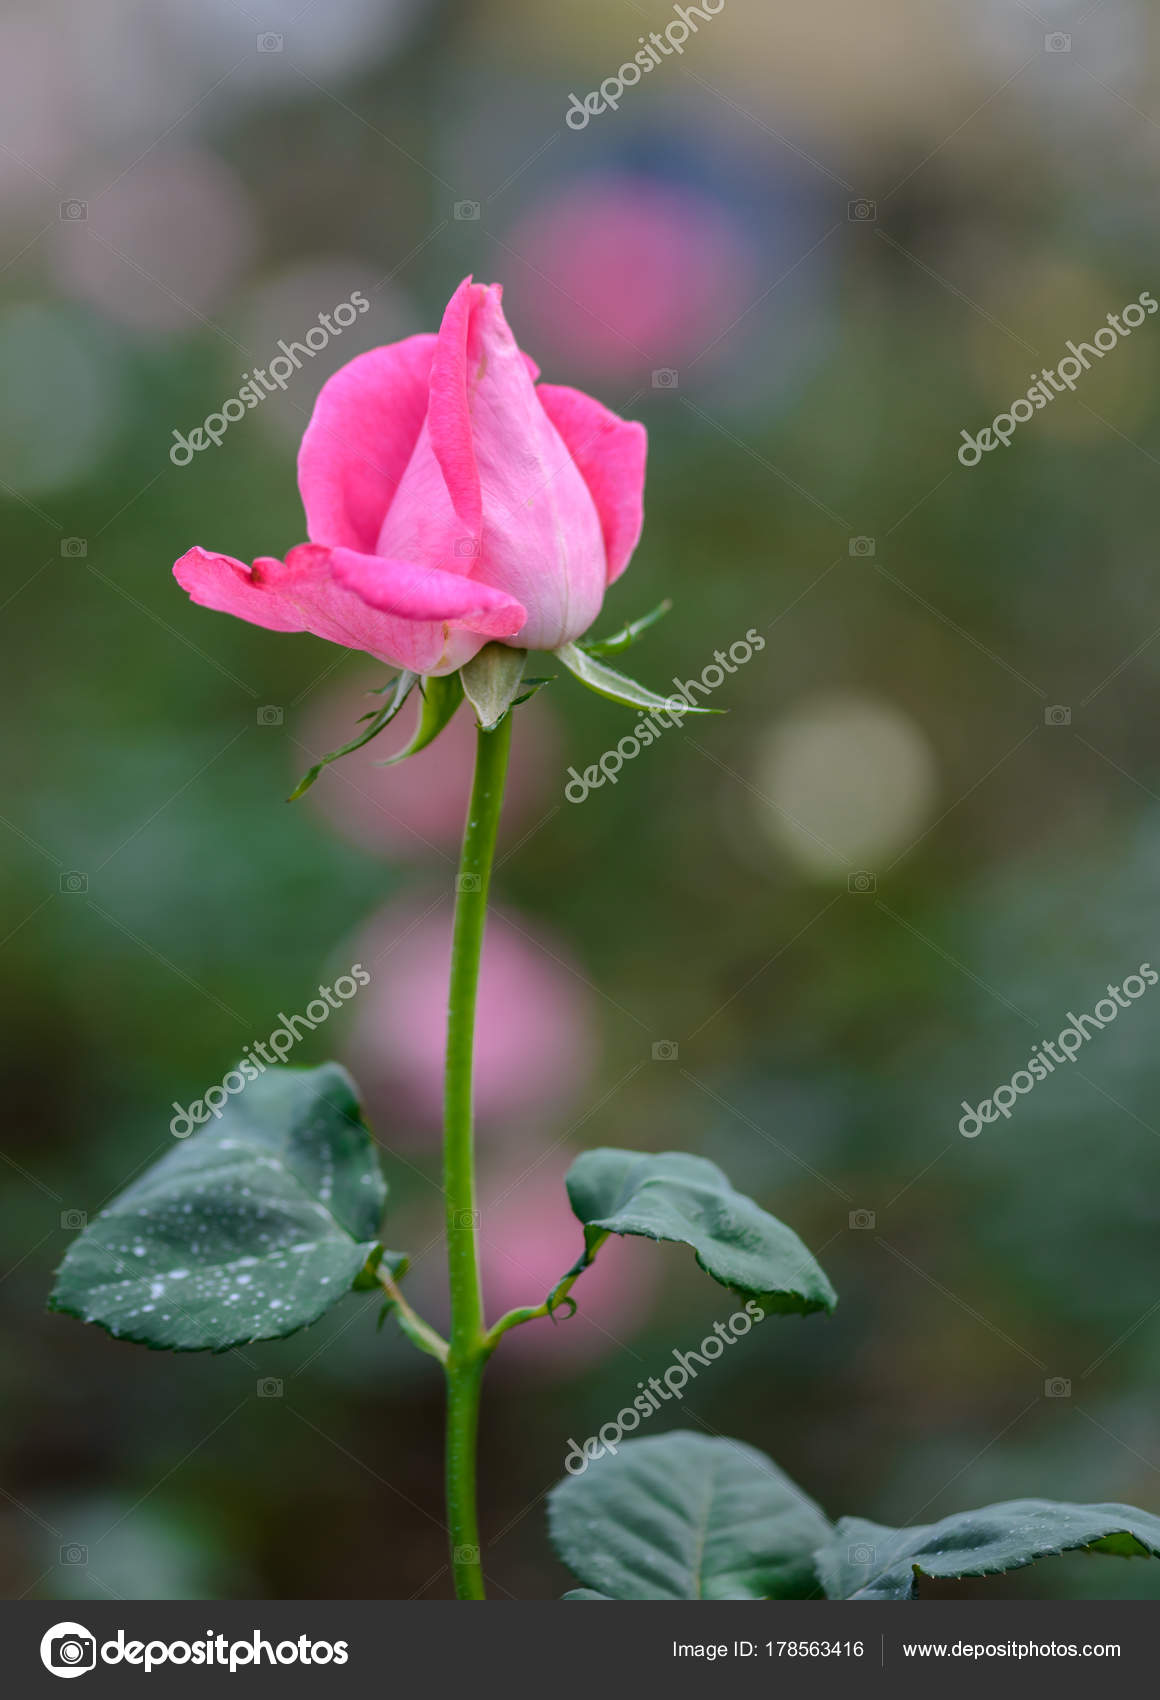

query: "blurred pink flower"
xmin=174 ymin=276 xmax=647 ymax=672
xmin=297 ymin=670 xmax=559 ymax=859
xmin=505 ymin=176 xmax=757 ymax=378
xmin=344 ymin=898 xmax=595 ymax=1136
xmin=51 ymin=150 xmax=256 ymax=336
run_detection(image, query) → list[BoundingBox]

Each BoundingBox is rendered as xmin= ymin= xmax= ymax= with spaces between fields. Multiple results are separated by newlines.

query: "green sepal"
xmin=459 ymin=644 xmax=527 ymax=730
xmin=288 ymin=671 xmax=418 ymax=799
xmin=554 ymin=642 xmax=718 ymax=716
xmin=376 ymin=672 xmax=463 ymax=765
xmin=579 ymin=599 xmax=672 ymax=657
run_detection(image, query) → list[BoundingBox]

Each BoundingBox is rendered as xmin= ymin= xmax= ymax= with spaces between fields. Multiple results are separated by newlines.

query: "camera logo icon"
xmin=256 ymin=705 xmax=284 ymax=726
xmin=452 ymin=1209 xmax=480 ymax=1229
xmin=454 ymin=201 xmax=481 ymax=221
xmin=848 ymin=536 xmax=876 ymax=557
xmin=60 ymin=538 xmax=88 ymax=558
xmin=454 ymin=538 xmax=480 ymax=558
xmin=59 ymin=1544 xmax=87 ymax=1565
xmin=848 ymin=199 xmax=877 ymax=222
xmin=456 ymin=873 xmax=481 ymax=894
xmin=1045 ymin=32 xmax=1071 ymax=53
xmin=849 ymin=1209 xmax=876 ymax=1230
xmin=1044 ymin=705 xmax=1071 ymax=726
xmin=60 ymin=872 xmax=89 ymax=895
xmin=40 ymin=1622 xmax=96 ymax=1677
xmin=1045 ymin=1376 xmax=1072 ymax=1398
xmin=848 ymin=870 xmax=877 ymax=895
xmin=651 ymin=1040 xmax=679 ymax=1061
xmin=257 ymin=32 xmax=283 ymax=52
xmin=60 ymin=1210 xmax=87 ymax=1231
xmin=453 ymin=1544 xmax=480 ymax=1563
xmin=256 ymin=1377 xmax=283 ymax=1398
xmin=652 ymin=368 xmax=679 ymax=390
xmin=59 ymin=201 xmax=87 ymax=222
xmin=848 ymin=1543 xmax=876 ymax=1564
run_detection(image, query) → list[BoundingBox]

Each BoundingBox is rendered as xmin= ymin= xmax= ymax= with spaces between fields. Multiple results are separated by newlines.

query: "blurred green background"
xmin=4 ymin=0 xmax=1160 ymax=1600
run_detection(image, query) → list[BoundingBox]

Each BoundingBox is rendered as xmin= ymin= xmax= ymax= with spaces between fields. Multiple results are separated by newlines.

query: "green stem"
xmin=443 ymin=712 xmax=512 ymax=1601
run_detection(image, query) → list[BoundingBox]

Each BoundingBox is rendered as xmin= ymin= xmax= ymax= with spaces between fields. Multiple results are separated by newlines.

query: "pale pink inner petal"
xmin=536 ymin=384 xmax=647 ymax=584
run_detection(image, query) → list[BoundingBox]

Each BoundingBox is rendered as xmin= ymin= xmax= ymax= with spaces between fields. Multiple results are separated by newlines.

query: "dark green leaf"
xmin=549 ymin=1432 xmax=832 ymax=1600
xmin=459 ymin=644 xmax=527 ymax=730
xmin=49 ymin=1063 xmax=398 ymax=1352
xmin=564 ymin=1149 xmax=836 ymax=1316
xmin=817 ymin=1500 xmax=1160 ymax=1600
xmin=288 ymin=671 xmax=417 ymax=799
xmin=376 ymin=672 xmax=463 ymax=765
xmin=553 ymin=642 xmax=717 ymax=716
xmin=579 ymin=599 xmax=672 ymax=657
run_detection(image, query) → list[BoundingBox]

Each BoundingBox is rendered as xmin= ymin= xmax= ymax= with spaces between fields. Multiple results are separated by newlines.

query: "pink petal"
xmin=536 ymin=385 xmax=647 ymax=583
xmin=425 ymin=276 xmax=485 ymax=535
xmin=297 ymin=334 xmax=436 ymax=552
xmin=175 ymin=545 xmax=496 ymax=675
xmin=315 ymin=544 xmax=527 ymax=637
xmin=173 ymin=547 xmax=308 ymax=633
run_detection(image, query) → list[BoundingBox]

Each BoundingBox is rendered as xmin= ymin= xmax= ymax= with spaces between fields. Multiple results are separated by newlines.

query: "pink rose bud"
xmin=173 ymin=276 xmax=647 ymax=673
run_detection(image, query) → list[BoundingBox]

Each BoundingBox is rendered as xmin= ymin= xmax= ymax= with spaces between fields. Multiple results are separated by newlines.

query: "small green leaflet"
xmin=289 ymin=671 xmax=417 ymax=799
xmin=550 ymin=1433 xmax=832 ymax=1600
xmin=49 ymin=1063 xmax=401 ymax=1352
xmin=816 ymin=1500 xmax=1160 ymax=1600
xmin=579 ymin=599 xmax=672 ymax=657
xmin=553 ymin=643 xmax=717 ymax=716
xmin=376 ymin=672 xmax=463 ymax=765
xmin=563 ymin=1148 xmax=836 ymax=1317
